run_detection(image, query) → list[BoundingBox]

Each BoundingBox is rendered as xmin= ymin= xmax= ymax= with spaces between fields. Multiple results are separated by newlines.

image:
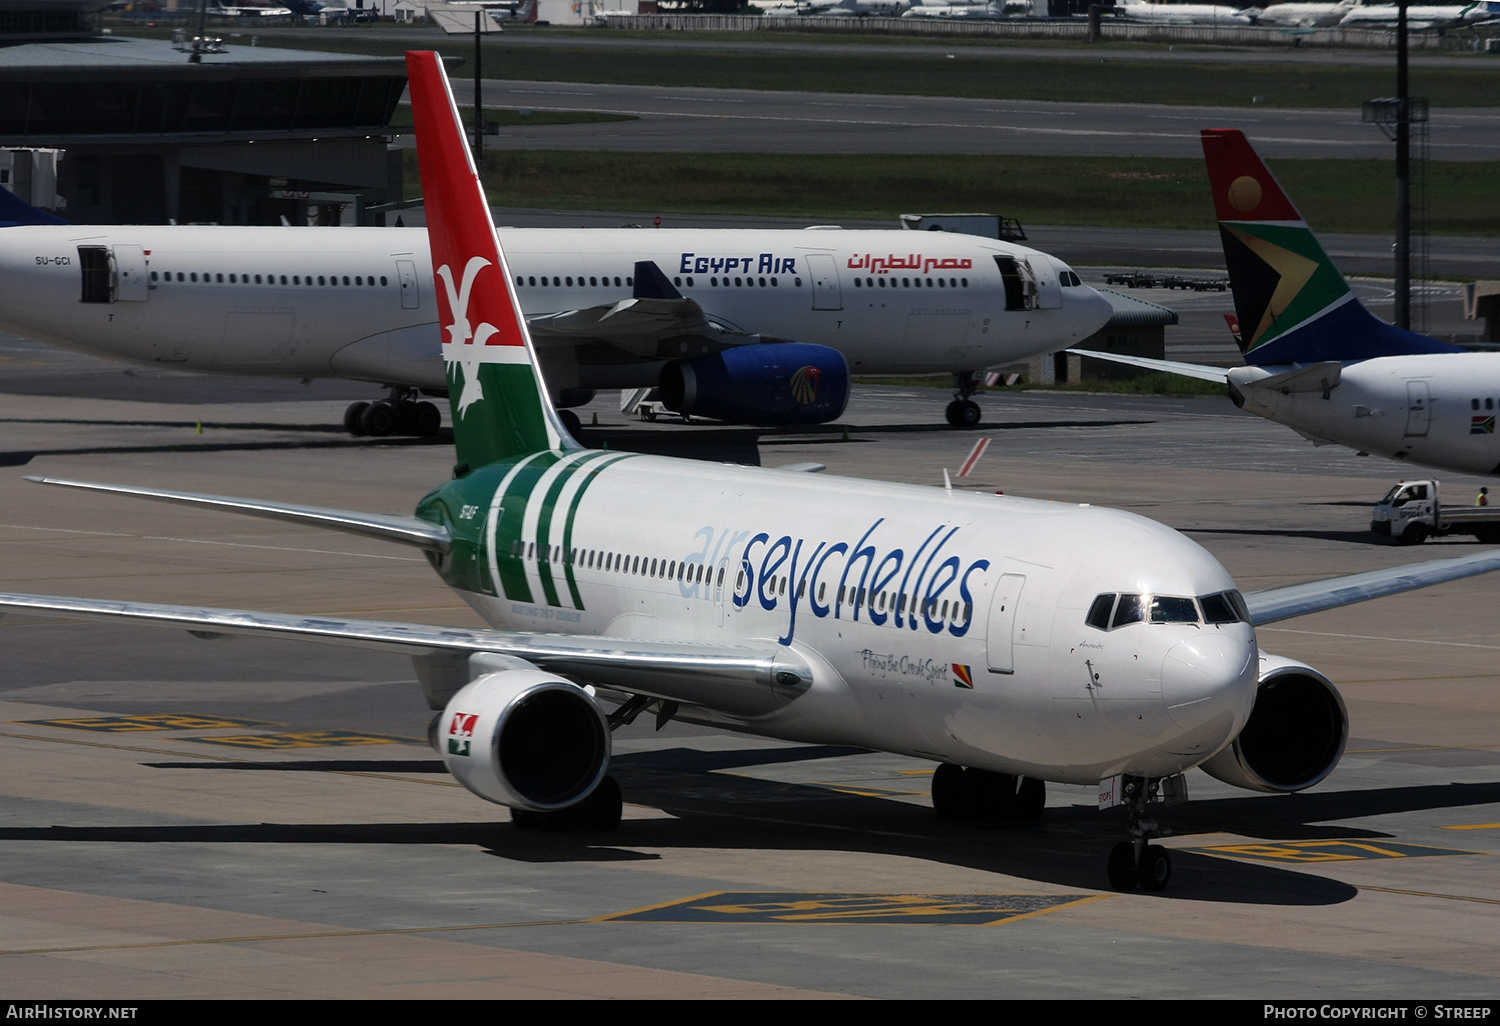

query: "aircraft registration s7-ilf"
xmin=5 ymin=52 xmax=1500 ymax=892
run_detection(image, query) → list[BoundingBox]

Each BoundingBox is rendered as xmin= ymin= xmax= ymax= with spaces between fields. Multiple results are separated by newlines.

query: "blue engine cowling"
xmin=659 ymin=343 xmax=850 ymax=426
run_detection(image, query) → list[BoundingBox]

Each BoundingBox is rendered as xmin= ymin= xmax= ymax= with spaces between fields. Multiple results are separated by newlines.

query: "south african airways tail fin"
xmin=405 ymin=49 xmax=579 ymax=473
xmin=1202 ymin=128 xmax=1459 ymax=366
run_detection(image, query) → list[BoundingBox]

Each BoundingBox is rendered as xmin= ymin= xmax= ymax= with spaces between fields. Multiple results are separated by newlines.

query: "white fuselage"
xmin=1114 ymin=0 xmax=1255 ymax=22
xmin=0 ymin=226 xmax=1110 ymax=395
xmin=450 ymin=449 xmax=1260 ymax=783
xmin=1231 ymin=353 xmax=1500 ymax=477
xmin=1250 ymin=0 xmax=1355 ymax=26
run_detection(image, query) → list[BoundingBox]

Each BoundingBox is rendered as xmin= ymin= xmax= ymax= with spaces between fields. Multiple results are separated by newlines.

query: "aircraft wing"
xmin=526 ymin=296 xmax=716 ymax=356
xmin=1063 ymin=349 xmax=1230 ymax=383
xmin=1244 ymin=548 xmax=1500 ymax=626
xmin=0 ymin=592 xmax=809 ymax=717
xmin=25 ymin=477 xmax=450 ymax=553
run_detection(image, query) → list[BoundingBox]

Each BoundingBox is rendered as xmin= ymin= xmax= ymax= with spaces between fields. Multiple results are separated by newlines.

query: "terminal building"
xmin=0 ymin=0 xmax=408 ymax=224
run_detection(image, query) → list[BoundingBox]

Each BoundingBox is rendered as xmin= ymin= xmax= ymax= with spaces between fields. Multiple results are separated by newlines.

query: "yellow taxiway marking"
xmin=0 ymin=729 xmax=461 ymax=788
xmin=1193 ymin=839 xmax=1486 ymax=863
xmin=1442 ymin=823 xmax=1500 ymax=831
xmin=17 ymin=713 xmax=278 ymax=733
xmin=596 ymin=891 xmax=1110 ymax=926
xmin=1 ymin=918 xmax=589 ymax=957
xmin=1360 ymin=886 xmax=1500 ymax=907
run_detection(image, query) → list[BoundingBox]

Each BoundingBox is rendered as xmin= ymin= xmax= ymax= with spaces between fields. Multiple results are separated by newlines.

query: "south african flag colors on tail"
xmin=1201 ymin=129 xmax=1461 ymax=368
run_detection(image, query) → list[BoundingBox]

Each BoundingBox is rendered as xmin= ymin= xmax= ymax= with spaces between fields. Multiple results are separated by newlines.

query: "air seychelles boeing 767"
xmin=4 ymin=53 xmax=1500 ymax=892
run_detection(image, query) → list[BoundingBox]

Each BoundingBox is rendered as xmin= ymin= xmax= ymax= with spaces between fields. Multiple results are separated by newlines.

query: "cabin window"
xmin=150 ymin=271 xmax=158 ymax=282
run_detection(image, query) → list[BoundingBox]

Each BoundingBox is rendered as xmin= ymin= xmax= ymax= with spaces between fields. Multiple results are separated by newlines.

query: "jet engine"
xmin=1199 ymin=653 xmax=1348 ymax=793
xmin=434 ymin=668 xmax=611 ymax=811
xmin=659 ymin=342 xmax=850 ymax=426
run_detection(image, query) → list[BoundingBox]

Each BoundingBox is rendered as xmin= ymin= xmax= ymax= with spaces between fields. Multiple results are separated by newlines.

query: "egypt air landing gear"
xmin=344 ymin=386 xmax=443 ymax=438
xmin=1105 ymin=774 xmax=1183 ymax=892
xmin=945 ymin=371 xmax=982 ymax=428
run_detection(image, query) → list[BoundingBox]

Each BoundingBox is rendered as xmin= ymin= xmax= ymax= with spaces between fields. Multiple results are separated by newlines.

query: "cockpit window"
xmin=1149 ymin=596 xmax=1200 ymax=624
xmin=1200 ymin=590 xmax=1250 ymax=625
xmin=1086 ymin=593 xmax=1115 ymax=630
xmin=1112 ymin=594 xmax=1147 ymax=628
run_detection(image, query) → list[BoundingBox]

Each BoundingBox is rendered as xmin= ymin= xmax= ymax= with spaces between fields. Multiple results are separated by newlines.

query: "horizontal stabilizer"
xmin=0 ymin=592 xmax=810 ymax=717
xmin=1062 ymin=349 xmax=1230 ymax=384
xmin=1245 ymin=548 xmax=1500 ymax=626
xmin=25 ymin=476 xmax=451 ymax=553
xmin=1243 ymin=361 xmax=1342 ymax=395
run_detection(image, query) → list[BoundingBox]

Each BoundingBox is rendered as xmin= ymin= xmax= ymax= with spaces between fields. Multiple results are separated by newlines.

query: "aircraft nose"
xmin=1075 ymin=284 xmax=1114 ymax=334
xmin=1161 ymin=633 xmax=1257 ymax=735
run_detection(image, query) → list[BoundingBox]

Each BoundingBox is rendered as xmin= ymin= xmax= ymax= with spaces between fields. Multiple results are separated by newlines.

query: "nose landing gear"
xmin=344 ymin=387 xmax=444 ymax=438
xmin=944 ymin=371 xmax=983 ymax=428
xmin=1105 ymin=774 xmax=1185 ymax=892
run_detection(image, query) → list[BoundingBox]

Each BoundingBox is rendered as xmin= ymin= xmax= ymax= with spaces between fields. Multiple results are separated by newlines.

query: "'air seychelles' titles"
xmin=697 ymin=517 xmax=989 ymax=646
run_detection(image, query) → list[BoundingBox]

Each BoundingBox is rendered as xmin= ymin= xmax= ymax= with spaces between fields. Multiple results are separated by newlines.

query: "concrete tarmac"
xmin=1 ymin=357 xmax=1499 ymax=998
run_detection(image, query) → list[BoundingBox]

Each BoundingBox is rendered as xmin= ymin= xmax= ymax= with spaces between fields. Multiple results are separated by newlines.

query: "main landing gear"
xmin=510 ymin=776 xmax=623 ymax=833
xmin=1105 ymin=774 xmax=1184 ymax=892
xmin=344 ymin=387 xmax=443 ymax=438
xmin=945 ymin=371 xmax=982 ymax=428
xmin=931 ymin=763 xmax=1045 ymax=825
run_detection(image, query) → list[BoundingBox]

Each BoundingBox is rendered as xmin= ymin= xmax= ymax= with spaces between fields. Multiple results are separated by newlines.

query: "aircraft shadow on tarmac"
xmin=1179 ymin=527 xmax=1402 ymax=547
xmin=53 ymin=743 xmax=1500 ymax=905
xmin=0 ymin=417 xmax=1153 ymax=469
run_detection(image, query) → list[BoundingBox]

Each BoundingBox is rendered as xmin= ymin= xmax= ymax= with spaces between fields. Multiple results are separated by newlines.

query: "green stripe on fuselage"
xmin=559 ymin=453 xmax=637 ymax=609
xmin=533 ymin=451 xmax=615 ymax=607
xmin=491 ymin=451 xmax=564 ymax=603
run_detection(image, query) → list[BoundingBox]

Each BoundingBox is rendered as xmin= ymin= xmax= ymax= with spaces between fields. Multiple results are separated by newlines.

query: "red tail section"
xmin=1200 ymin=128 xmax=1303 ymax=224
xmin=406 ymin=50 xmax=526 ymax=355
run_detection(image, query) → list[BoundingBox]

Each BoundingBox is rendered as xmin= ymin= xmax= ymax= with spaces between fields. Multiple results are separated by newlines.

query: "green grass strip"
xmin=429 ymin=151 xmax=1499 ymax=236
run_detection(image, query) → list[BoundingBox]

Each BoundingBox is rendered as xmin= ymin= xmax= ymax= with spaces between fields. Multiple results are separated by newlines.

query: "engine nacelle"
xmin=436 ymin=669 xmax=611 ymax=811
xmin=1199 ymin=652 xmax=1348 ymax=793
xmin=659 ymin=342 xmax=850 ymax=426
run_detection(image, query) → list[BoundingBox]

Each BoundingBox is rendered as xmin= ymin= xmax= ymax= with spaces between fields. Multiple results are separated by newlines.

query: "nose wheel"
xmin=944 ymin=371 xmax=983 ymax=428
xmin=1105 ymin=774 xmax=1184 ymax=891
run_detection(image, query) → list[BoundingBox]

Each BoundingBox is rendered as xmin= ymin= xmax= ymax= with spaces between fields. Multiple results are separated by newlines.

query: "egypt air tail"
xmin=405 ymin=49 xmax=580 ymax=474
xmin=1202 ymin=128 xmax=1460 ymax=366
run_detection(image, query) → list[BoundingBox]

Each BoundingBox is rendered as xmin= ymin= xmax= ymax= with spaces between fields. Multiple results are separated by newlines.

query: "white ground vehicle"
xmin=1371 ymin=480 xmax=1500 ymax=544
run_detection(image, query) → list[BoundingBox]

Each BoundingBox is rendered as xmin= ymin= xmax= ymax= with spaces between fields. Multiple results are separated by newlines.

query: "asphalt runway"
xmin=2 ymin=352 xmax=1499 ymax=998
xmin=455 ymin=80 xmax=1500 ymax=161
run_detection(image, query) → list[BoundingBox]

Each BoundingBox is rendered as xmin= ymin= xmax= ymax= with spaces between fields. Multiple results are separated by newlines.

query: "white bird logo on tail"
xmin=437 ymin=256 xmax=501 ymax=417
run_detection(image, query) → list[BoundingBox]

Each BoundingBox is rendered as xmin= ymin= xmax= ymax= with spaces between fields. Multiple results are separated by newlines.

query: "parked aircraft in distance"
xmin=903 ymin=1 xmax=1031 ymax=19
xmin=1113 ymin=0 xmax=1257 ymax=23
xmin=1071 ymin=129 xmax=1500 ymax=479
xmin=9 ymin=54 xmax=1500 ymax=894
xmin=0 ymin=212 xmax=1108 ymax=436
xmin=764 ymin=0 xmax=913 ymax=14
xmin=1335 ymin=0 xmax=1500 ymax=28
xmin=1247 ymin=0 xmax=1355 ymax=27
